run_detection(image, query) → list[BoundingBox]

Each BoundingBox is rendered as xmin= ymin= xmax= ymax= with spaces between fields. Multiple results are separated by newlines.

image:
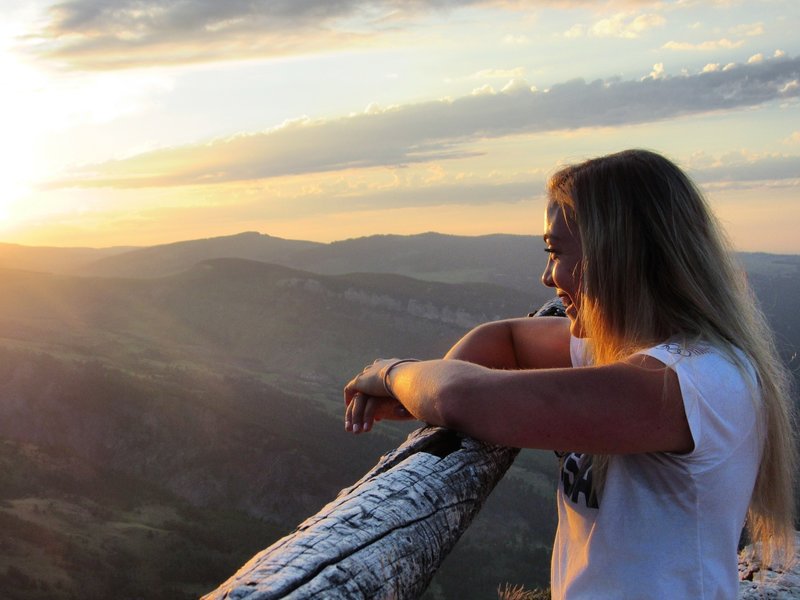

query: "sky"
xmin=1 ymin=0 xmax=799 ymax=251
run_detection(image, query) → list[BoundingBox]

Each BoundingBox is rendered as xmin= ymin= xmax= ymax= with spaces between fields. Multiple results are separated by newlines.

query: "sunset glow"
xmin=3 ymin=0 xmax=799 ymax=251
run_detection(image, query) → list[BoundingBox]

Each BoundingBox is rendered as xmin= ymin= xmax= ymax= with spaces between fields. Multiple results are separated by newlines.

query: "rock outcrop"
xmin=739 ymin=532 xmax=800 ymax=599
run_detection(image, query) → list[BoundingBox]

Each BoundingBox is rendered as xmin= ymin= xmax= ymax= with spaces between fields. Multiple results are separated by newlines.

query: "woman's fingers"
xmin=346 ymin=392 xmax=365 ymax=432
xmin=344 ymin=392 xmax=354 ymax=431
xmin=345 ymin=394 xmax=416 ymax=433
xmin=362 ymin=398 xmax=377 ymax=432
xmin=343 ymin=367 xmax=382 ymax=406
xmin=343 ymin=377 xmax=358 ymax=407
xmin=343 ymin=359 xmax=409 ymax=433
xmin=347 ymin=392 xmax=378 ymax=433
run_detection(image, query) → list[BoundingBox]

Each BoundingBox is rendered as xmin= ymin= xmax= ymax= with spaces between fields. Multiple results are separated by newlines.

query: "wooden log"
xmin=202 ymin=426 xmax=519 ymax=600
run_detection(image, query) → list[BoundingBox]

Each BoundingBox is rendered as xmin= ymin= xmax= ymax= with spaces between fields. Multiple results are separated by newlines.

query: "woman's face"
xmin=542 ymin=199 xmax=584 ymax=336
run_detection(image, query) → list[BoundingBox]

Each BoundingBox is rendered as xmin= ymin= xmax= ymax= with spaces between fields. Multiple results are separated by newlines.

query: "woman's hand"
xmin=343 ymin=359 xmax=416 ymax=434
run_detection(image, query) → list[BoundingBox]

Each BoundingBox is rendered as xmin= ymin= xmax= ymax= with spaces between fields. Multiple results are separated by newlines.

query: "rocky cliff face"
xmin=739 ymin=532 xmax=800 ymax=599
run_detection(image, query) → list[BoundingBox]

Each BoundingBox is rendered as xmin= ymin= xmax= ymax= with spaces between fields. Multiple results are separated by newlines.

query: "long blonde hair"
xmin=548 ymin=149 xmax=796 ymax=564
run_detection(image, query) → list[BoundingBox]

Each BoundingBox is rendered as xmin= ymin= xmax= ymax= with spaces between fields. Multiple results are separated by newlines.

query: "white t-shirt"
xmin=550 ymin=337 xmax=763 ymax=600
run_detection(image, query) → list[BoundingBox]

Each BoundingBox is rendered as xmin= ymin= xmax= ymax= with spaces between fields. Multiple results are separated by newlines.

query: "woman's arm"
xmin=343 ymin=316 xmax=573 ymax=432
xmin=345 ymin=354 xmax=692 ymax=455
xmin=444 ymin=316 xmax=572 ymax=369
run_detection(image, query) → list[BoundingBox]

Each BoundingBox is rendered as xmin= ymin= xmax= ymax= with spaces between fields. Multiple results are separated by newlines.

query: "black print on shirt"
xmin=659 ymin=343 xmax=693 ymax=357
xmin=561 ymin=453 xmax=599 ymax=509
xmin=657 ymin=342 xmax=710 ymax=357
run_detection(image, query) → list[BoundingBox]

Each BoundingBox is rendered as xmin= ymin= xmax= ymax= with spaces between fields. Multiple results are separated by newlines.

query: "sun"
xmin=0 ymin=128 xmax=37 ymax=236
xmin=0 ymin=23 xmax=43 ymax=235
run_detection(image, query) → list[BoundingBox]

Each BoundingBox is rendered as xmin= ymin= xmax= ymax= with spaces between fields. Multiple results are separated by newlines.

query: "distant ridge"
xmin=284 ymin=232 xmax=542 ymax=292
xmin=0 ymin=242 xmax=135 ymax=274
xmin=76 ymin=231 xmax=323 ymax=278
xmin=3 ymin=231 xmax=799 ymax=294
xmin=67 ymin=230 xmax=543 ymax=291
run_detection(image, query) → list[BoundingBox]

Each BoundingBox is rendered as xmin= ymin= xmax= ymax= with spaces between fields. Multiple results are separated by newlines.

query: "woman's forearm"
xmin=387 ymin=359 xmax=485 ymax=426
xmin=386 ymin=355 xmax=692 ymax=454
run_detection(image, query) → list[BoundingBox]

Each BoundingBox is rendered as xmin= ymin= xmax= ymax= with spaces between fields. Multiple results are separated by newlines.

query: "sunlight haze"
xmin=2 ymin=0 xmax=799 ymax=252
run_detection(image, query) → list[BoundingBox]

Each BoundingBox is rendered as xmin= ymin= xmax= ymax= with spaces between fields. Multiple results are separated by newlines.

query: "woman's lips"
xmin=558 ymin=294 xmax=576 ymax=317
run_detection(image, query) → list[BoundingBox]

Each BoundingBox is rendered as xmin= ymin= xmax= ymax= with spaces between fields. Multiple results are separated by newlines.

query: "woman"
xmin=343 ymin=149 xmax=796 ymax=599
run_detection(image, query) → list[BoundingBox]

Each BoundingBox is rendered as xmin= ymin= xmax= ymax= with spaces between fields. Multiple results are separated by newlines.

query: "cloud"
xmin=691 ymin=153 xmax=800 ymax=185
xmin=467 ymin=67 xmax=527 ymax=80
xmin=643 ymin=62 xmax=666 ymax=80
xmin=785 ymin=131 xmax=800 ymax=145
xmin=26 ymin=0 xmax=371 ymax=71
xmin=470 ymin=84 xmax=497 ymax=96
xmin=590 ymin=12 xmax=665 ymax=39
xmin=501 ymin=79 xmax=533 ymax=93
xmin=443 ymin=68 xmax=525 ymax=85
xmin=501 ymin=34 xmax=530 ymax=45
xmin=24 ymin=0 xmax=501 ymax=69
xmin=292 ymin=178 xmax=543 ymax=215
xmin=47 ymin=54 xmax=800 ymax=189
xmin=663 ymin=38 xmax=746 ymax=51
xmin=729 ymin=22 xmax=765 ymax=37
xmin=563 ymin=24 xmax=586 ymax=38
xmin=780 ymin=80 xmax=799 ymax=95
xmin=25 ymin=0 xmax=659 ymax=70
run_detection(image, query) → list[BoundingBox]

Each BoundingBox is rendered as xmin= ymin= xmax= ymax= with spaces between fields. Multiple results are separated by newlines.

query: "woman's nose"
xmin=541 ymin=258 xmax=554 ymax=288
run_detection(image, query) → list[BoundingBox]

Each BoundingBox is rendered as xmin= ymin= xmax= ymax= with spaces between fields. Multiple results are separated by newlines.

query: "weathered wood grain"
xmin=202 ymin=426 xmax=519 ymax=600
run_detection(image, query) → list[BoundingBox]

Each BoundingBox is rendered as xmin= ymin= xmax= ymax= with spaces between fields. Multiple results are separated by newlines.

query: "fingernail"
xmin=353 ymin=423 xmax=360 ymax=433
xmin=363 ymin=422 xmax=371 ymax=432
xmin=345 ymin=419 xmax=351 ymax=430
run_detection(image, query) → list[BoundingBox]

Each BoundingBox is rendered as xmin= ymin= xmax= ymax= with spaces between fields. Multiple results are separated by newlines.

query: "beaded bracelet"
xmin=381 ymin=358 xmax=420 ymax=400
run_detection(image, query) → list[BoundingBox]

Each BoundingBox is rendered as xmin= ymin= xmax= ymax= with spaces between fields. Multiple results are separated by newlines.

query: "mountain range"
xmin=0 ymin=231 xmax=796 ymax=600
xmin=1 ymin=231 xmax=548 ymax=292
